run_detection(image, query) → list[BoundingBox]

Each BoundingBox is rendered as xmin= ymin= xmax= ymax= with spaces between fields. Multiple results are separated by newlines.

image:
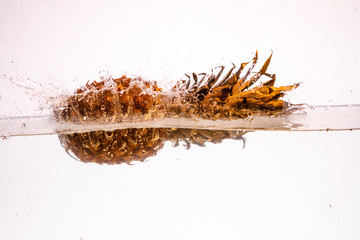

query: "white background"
xmin=1 ymin=0 xmax=360 ymax=239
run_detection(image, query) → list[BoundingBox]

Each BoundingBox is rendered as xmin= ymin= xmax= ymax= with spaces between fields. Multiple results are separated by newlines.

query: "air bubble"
xmin=22 ymin=123 xmax=26 ymax=128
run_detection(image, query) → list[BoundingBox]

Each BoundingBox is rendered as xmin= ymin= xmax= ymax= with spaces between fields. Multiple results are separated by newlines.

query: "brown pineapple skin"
xmin=59 ymin=128 xmax=166 ymax=164
xmin=56 ymin=76 xmax=166 ymax=164
xmin=54 ymin=75 xmax=164 ymax=123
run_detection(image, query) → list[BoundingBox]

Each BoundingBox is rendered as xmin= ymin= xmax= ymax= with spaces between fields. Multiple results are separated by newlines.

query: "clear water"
xmin=1 ymin=0 xmax=360 ymax=239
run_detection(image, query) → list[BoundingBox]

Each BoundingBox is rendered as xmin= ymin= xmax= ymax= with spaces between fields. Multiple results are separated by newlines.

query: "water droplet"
xmin=1 ymin=136 xmax=10 ymax=140
xmin=22 ymin=123 xmax=26 ymax=128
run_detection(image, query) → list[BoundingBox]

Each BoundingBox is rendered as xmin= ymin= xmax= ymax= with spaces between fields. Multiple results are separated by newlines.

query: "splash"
xmin=0 ymin=73 xmax=67 ymax=118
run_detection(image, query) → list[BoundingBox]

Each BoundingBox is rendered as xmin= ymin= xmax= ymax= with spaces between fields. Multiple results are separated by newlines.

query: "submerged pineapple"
xmin=54 ymin=51 xmax=298 ymax=164
xmin=59 ymin=128 xmax=246 ymax=164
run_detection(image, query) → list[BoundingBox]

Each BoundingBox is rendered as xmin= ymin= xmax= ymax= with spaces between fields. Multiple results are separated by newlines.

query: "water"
xmin=1 ymin=130 xmax=360 ymax=239
xmin=1 ymin=0 xmax=360 ymax=238
xmin=1 ymin=105 xmax=359 ymax=138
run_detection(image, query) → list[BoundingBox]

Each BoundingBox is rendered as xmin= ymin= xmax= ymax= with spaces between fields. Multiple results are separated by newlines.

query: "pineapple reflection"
xmin=58 ymin=128 xmax=246 ymax=164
